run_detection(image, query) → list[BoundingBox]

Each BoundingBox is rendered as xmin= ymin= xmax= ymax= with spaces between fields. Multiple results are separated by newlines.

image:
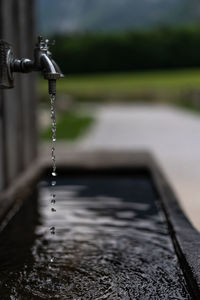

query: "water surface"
xmin=0 ymin=175 xmax=191 ymax=299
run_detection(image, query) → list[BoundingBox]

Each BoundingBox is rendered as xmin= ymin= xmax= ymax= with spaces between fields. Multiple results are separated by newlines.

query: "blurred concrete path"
xmin=80 ymin=104 xmax=200 ymax=231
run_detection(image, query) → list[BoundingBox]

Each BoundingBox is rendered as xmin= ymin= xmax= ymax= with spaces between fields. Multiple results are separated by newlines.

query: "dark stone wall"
xmin=0 ymin=0 xmax=37 ymax=190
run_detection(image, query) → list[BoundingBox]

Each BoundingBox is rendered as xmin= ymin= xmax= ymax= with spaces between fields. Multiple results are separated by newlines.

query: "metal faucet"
xmin=0 ymin=36 xmax=64 ymax=95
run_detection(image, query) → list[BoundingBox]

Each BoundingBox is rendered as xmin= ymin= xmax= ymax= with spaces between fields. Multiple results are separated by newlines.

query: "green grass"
xmin=40 ymin=68 xmax=200 ymax=101
xmin=41 ymin=111 xmax=94 ymax=141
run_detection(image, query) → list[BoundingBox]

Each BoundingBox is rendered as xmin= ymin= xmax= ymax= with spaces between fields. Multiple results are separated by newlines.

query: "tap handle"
xmin=37 ymin=36 xmax=55 ymax=50
xmin=37 ymin=36 xmax=45 ymax=48
xmin=45 ymin=39 xmax=55 ymax=47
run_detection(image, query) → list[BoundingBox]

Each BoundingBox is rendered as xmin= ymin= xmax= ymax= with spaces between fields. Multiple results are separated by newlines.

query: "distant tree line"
xmin=52 ymin=27 xmax=200 ymax=74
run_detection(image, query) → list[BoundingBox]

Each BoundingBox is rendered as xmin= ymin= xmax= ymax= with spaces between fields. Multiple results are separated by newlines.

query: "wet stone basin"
xmin=0 ymin=173 xmax=191 ymax=299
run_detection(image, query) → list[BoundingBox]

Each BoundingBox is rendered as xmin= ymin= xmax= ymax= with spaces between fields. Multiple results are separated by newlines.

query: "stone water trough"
xmin=0 ymin=151 xmax=199 ymax=299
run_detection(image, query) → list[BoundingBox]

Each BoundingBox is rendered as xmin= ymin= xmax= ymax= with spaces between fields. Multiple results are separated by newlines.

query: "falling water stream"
xmin=49 ymin=94 xmax=57 ymax=263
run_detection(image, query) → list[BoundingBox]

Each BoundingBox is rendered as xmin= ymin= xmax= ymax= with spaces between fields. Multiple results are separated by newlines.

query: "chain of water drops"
xmin=49 ymin=94 xmax=57 ymax=264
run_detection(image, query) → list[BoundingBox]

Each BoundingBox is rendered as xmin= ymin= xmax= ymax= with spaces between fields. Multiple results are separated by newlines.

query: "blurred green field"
xmin=40 ymin=69 xmax=200 ymax=102
xmin=40 ymin=68 xmax=200 ymax=141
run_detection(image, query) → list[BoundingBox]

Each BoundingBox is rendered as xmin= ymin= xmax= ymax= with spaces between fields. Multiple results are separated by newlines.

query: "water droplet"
xmin=51 ymin=199 xmax=56 ymax=205
xmin=51 ymin=208 xmax=56 ymax=212
xmin=50 ymin=226 xmax=55 ymax=234
xmin=53 ymin=137 xmax=56 ymax=142
xmin=50 ymin=257 xmax=54 ymax=263
xmin=51 ymin=199 xmax=56 ymax=204
xmin=52 ymin=171 xmax=57 ymax=177
xmin=51 ymin=181 xmax=56 ymax=186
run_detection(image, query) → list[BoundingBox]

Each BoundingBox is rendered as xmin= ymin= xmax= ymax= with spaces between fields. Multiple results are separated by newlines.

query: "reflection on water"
xmin=0 ymin=176 xmax=190 ymax=299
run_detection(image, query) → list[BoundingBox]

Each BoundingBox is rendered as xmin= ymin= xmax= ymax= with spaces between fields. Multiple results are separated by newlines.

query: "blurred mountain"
xmin=37 ymin=0 xmax=200 ymax=34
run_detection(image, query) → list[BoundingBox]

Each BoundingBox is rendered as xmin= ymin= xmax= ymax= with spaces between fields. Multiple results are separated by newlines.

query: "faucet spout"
xmin=52 ymin=59 xmax=64 ymax=78
xmin=40 ymin=54 xmax=62 ymax=95
xmin=41 ymin=54 xmax=58 ymax=75
xmin=35 ymin=37 xmax=64 ymax=95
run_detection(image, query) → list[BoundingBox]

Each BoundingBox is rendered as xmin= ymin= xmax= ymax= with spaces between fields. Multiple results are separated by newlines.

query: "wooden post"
xmin=0 ymin=0 xmax=37 ymax=191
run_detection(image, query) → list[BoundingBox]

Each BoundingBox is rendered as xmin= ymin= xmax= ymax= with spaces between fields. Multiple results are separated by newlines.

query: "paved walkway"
xmin=80 ymin=104 xmax=200 ymax=231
